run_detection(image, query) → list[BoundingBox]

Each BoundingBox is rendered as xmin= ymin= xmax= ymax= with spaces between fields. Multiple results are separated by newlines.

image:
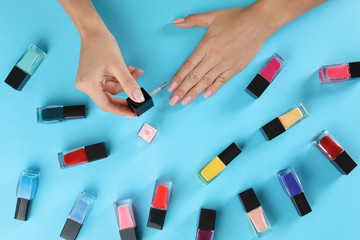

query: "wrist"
xmin=78 ymin=19 xmax=109 ymax=40
xmin=247 ymin=1 xmax=284 ymax=37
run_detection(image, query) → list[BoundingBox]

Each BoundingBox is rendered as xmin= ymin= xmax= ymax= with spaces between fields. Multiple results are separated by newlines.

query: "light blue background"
xmin=1 ymin=0 xmax=360 ymax=239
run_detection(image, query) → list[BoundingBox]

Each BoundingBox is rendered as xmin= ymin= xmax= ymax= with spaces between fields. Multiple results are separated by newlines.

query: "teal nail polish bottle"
xmin=5 ymin=44 xmax=46 ymax=91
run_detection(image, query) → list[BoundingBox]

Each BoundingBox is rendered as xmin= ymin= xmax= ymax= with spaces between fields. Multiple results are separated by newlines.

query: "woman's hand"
xmin=75 ymin=28 xmax=144 ymax=117
xmin=168 ymin=7 xmax=276 ymax=106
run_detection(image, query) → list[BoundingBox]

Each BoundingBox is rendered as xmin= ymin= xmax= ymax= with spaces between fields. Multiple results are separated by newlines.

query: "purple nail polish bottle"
xmin=196 ymin=209 xmax=216 ymax=240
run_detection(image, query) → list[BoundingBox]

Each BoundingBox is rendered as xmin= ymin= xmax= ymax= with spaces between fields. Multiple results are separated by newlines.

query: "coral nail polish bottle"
xmin=246 ymin=53 xmax=287 ymax=98
xmin=58 ymin=142 xmax=108 ymax=169
xmin=277 ymin=167 xmax=312 ymax=216
xmin=147 ymin=179 xmax=172 ymax=230
xmin=196 ymin=208 xmax=216 ymax=240
xmin=37 ymin=105 xmax=86 ymax=123
xmin=5 ymin=44 xmax=46 ymax=91
xmin=15 ymin=170 xmax=40 ymax=221
xmin=239 ymin=188 xmax=271 ymax=238
xmin=261 ymin=103 xmax=308 ymax=141
xmin=319 ymin=61 xmax=360 ymax=84
xmin=196 ymin=142 xmax=241 ymax=184
xmin=114 ymin=199 xmax=138 ymax=240
xmin=60 ymin=192 xmax=96 ymax=240
xmin=312 ymin=130 xmax=357 ymax=175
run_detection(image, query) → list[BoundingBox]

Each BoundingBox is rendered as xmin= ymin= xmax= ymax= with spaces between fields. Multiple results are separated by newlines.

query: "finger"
xmin=127 ymin=66 xmax=135 ymax=72
xmin=169 ymin=58 xmax=217 ymax=106
xmin=182 ymin=65 xmax=224 ymax=105
xmin=173 ymin=11 xmax=217 ymax=28
xmin=88 ymin=89 xmax=136 ymax=117
xmin=168 ymin=47 xmax=206 ymax=93
xmin=113 ymin=65 xmax=145 ymax=103
xmin=104 ymin=69 xmax=144 ymax=95
xmin=203 ymin=70 xmax=235 ymax=98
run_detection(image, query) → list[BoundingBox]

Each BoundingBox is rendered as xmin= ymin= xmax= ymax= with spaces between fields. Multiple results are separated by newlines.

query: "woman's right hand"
xmin=75 ymin=27 xmax=144 ymax=117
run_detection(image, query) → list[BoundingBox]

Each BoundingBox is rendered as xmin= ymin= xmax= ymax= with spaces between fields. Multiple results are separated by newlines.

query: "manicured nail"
xmin=107 ymin=81 xmax=117 ymax=88
xmin=204 ymin=90 xmax=213 ymax=98
xmin=169 ymin=95 xmax=179 ymax=106
xmin=133 ymin=88 xmax=145 ymax=102
xmin=173 ymin=18 xmax=185 ymax=24
xmin=128 ymin=66 xmax=135 ymax=71
xmin=182 ymin=96 xmax=192 ymax=105
xmin=168 ymin=82 xmax=177 ymax=92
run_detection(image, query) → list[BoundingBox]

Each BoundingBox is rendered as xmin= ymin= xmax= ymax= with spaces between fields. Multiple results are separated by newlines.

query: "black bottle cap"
xmin=333 ymin=151 xmax=357 ymax=175
xmin=218 ymin=142 xmax=242 ymax=165
xmin=4 ymin=66 xmax=30 ymax=91
xmin=246 ymin=74 xmax=270 ymax=99
xmin=84 ymin=142 xmax=108 ymax=162
xmin=63 ymin=105 xmax=86 ymax=119
xmin=349 ymin=62 xmax=360 ymax=78
xmin=60 ymin=218 xmax=82 ymax=240
xmin=147 ymin=207 xmax=167 ymax=230
xmin=291 ymin=192 xmax=312 ymax=216
xmin=239 ymin=188 xmax=261 ymax=213
xmin=261 ymin=118 xmax=286 ymax=141
xmin=198 ymin=208 xmax=216 ymax=231
xmin=126 ymin=88 xmax=154 ymax=117
xmin=14 ymin=198 xmax=30 ymax=221
xmin=120 ymin=228 xmax=138 ymax=240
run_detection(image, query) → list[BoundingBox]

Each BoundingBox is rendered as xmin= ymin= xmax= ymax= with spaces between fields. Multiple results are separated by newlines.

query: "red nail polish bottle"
xmin=58 ymin=142 xmax=108 ymax=169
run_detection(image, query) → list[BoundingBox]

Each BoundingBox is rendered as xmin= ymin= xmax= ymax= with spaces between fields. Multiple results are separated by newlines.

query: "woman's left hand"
xmin=168 ymin=7 xmax=276 ymax=106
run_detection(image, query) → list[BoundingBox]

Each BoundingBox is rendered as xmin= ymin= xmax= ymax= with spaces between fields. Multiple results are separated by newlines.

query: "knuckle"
xmin=187 ymin=14 xmax=197 ymax=23
xmin=75 ymin=78 xmax=86 ymax=91
xmin=202 ymin=75 xmax=213 ymax=85
xmin=216 ymin=75 xmax=228 ymax=84
xmin=183 ymin=60 xmax=194 ymax=70
xmin=188 ymin=71 xmax=201 ymax=84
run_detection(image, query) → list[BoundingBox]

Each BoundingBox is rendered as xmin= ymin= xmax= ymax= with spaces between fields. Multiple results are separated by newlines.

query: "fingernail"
xmin=128 ymin=66 xmax=135 ymax=71
xmin=204 ymin=90 xmax=213 ymax=98
xmin=133 ymin=88 xmax=145 ymax=102
xmin=168 ymin=82 xmax=177 ymax=92
xmin=182 ymin=95 xmax=192 ymax=105
xmin=107 ymin=81 xmax=117 ymax=88
xmin=169 ymin=95 xmax=179 ymax=106
xmin=173 ymin=18 xmax=185 ymax=24
xmin=127 ymin=115 xmax=136 ymax=118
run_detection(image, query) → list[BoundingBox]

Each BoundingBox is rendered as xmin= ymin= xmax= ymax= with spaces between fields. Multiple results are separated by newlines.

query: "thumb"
xmin=172 ymin=12 xmax=216 ymax=29
xmin=115 ymin=68 xmax=145 ymax=103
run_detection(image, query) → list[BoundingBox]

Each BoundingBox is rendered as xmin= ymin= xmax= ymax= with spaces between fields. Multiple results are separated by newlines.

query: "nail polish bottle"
xmin=114 ymin=199 xmax=138 ymax=240
xmin=319 ymin=61 xmax=360 ymax=84
xmin=60 ymin=192 xmax=96 ymax=240
xmin=147 ymin=179 xmax=172 ymax=230
xmin=238 ymin=188 xmax=271 ymax=238
xmin=58 ymin=142 xmax=108 ymax=169
xmin=261 ymin=103 xmax=308 ymax=141
xmin=137 ymin=122 xmax=158 ymax=144
xmin=196 ymin=142 xmax=242 ymax=184
xmin=15 ymin=170 xmax=40 ymax=221
xmin=127 ymin=83 xmax=168 ymax=117
xmin=277 ymin=167 xmax=312 ymax=216
xmin=37 ymin=105 xmax=86 ymax=123
xmin=5 ymin=44 xmax=46 ymax=91
xmin=246 ymin=53 xmax=287 ymax=98
xmin=196 ymin=208 xmax=216 ymax=240
xmin=312 ymin=130 xmax=357 ymax=175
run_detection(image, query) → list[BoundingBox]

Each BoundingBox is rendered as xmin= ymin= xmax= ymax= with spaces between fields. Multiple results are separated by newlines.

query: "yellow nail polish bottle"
xmin=196 ymin=143 xmax=241 ymax=185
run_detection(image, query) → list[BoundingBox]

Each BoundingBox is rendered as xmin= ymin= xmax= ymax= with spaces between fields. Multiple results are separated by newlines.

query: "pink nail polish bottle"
xmin=319 ymin=61 xmax=360 ymax=84
xmin=246 ymin=53 xmax=287 ymax=98
xmin=126 ymin=83 xmax=168 ymax=117
xmin=239 ymin=188 xmax=272 ymax=238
